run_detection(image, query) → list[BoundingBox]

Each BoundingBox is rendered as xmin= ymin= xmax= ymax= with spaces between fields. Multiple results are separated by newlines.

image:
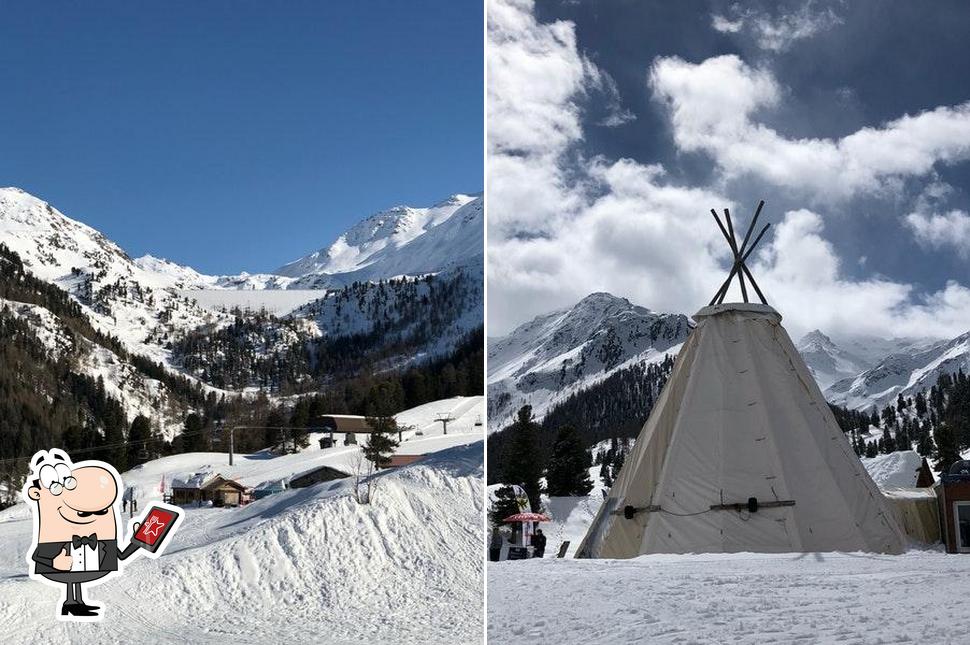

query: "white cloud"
xmin=487 ymin=0 xmax=592 ymax=159
xmin=649 ymin=55 xmax=970 ymax=201
xmin=905 ymin=209 xmax=970 ymax=258
xmin=711 ymin=14 xmax=744 ymax=34
xmin=487 ymin=0 xmax=970 ymax=341
xmin=755 ymin=209 xmax=970 ymax=340
xmin=487 ymin=0 xmax=600 ymax=239
xmin=711 ymin=2 xmax=843 ymax=52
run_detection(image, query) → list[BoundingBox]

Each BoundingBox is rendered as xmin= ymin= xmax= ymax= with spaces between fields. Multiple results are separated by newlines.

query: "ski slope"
xmin=487 ymin=550 xmax=970 ymax=644
xmin=0 ymin=397 xmax=484 ymax=644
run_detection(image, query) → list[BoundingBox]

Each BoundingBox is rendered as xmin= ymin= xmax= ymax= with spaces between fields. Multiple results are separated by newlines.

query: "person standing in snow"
xmin=531 ymin=529 xmax=546 ymax=558
xmin=490 ymin=527 xmax=503 ymax=562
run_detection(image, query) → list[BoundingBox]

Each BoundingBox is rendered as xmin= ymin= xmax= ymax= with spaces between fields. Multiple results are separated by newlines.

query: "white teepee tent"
xmin=575 ymin=203 xmax=906 ymax=558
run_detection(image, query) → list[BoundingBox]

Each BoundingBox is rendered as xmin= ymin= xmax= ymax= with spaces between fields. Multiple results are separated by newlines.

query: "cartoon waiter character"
xmin=22 ymin=449 xmax=182 ymax=620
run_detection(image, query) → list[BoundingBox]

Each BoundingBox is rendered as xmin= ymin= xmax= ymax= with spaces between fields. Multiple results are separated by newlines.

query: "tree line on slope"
xmin=171 ymin=271 xmax=480 ymax=393
xmin=486 ymin=358 xmax=673 ymax=489
xmin=829 ymin=370 xmax=970 ymax=471
xmin=489 ymin=361 xmax=970 ymax=518
xmin=0 ymin=301 xmax=482 ymax=509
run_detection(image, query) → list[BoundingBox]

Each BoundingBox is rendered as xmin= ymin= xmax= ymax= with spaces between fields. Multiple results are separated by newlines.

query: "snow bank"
xmin=0 ymin=442 xmax=484 ymax=644
xmin=862 ymin=450 xmax=926 ymax=488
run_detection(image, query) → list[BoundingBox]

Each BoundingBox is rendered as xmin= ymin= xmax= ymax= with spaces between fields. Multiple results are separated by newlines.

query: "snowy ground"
xmin=0 ymin=397 xmax=484 ymax=644
xmin=488 ymin=549 xmax=970 ymax=644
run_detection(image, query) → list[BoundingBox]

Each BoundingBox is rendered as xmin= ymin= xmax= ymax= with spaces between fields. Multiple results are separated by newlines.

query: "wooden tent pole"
xmin=737 ymin=200 xmax=764 ymax=256
xmin=723 ymin=208 xmax=748 ymax=303
xmin=708 ymin=201 xmax=770 ymax=306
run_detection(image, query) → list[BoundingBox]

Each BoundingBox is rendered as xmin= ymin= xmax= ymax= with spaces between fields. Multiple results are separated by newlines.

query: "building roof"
xmin=171 ymin=472 xmax=248 ymax=491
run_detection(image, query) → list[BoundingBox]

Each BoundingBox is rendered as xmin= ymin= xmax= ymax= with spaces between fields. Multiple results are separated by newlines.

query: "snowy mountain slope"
xmin=826 ymin=331 xmax=970 ymax=410
xmin=294 ymin=261 xmax=483 ymax=360
xmin=796 ymin=330 xmax=935 ymax=391
xmin=0 ymin=187 xmax=235 ymax=365
xmin=135 ymin=255 xmax=296 ymax=291
xmin=487 ymin=293 xmax=690 ymax=430
xmin=796 ymin=330 xmax=875 ymax=390
xmin=276 ymin=194 xmax=481 ymax=286
xmin=1 ymin=186 xmax=482 ymax=417
xmin=0 ymin=415 xmax=484 ymax=644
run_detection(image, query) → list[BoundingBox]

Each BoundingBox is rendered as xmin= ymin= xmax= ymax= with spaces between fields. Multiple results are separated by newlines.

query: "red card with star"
xmin=132 ymin=506 xmax=181 ymax=553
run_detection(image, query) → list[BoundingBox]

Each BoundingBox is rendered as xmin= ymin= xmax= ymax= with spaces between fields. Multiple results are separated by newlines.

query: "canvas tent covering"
xmin=883 ymin=488 xmax=940 ymax=545
xmin=576 ymin=203 xmax=906 ymax=558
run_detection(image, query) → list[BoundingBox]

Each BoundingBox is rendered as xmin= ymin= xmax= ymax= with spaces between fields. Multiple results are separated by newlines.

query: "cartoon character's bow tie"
xmin=72 ymin=534 xmax=97 ymax=549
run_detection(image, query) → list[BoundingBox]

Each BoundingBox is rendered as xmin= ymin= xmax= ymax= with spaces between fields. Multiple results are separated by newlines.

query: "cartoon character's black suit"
xmin=32 ymin=537 xmax=139 ymax=615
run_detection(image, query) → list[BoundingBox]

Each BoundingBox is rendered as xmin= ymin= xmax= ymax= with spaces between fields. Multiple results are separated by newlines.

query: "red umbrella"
xmin=503 ymin=512 xmax=550 ymax=523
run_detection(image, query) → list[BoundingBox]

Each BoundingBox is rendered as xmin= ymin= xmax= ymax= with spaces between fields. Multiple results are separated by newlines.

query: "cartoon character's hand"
xmin=53 ymin=547 xmax=73 ymax=571
xmin=131 ymin=522 xmax=140 ymax=535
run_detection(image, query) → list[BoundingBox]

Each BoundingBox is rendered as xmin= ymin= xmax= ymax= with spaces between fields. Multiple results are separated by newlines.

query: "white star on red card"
xmin=143 ymin=516 xmax=164 ymax=539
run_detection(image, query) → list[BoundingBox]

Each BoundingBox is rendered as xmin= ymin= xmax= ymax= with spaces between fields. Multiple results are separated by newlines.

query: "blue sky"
xmin=0 ymin=1 xmax=482 ymax=274
xmin=488 ymin=0 xmax=970 ymax=340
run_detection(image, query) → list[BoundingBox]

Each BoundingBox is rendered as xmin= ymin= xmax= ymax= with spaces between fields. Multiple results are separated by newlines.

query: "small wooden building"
xmin=289 ymin=465 xmax=350 ymax=489
xmin=171 ymin=473 xmax=250 ymax=507
xmin=936 ymin=460 xmax=970 ymax=553
xmin=317 ymin=415 xmax=375 ymax=437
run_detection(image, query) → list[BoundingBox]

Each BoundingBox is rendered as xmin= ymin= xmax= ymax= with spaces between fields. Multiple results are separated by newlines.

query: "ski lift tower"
xmin=435 ymin=413 xmax=456 ymax=435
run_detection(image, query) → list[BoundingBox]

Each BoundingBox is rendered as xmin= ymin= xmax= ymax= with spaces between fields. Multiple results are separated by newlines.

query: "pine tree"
xmin=915 ymin=392 xmax=928 ymax=418
xmin=127 ymin=415 xmax=152 ymax=466
xmin=545 ymin=425 xmax=594 ymax=497
xmin=490 ymin=485 xmax=523 ymax=527
xmin=865 ymin=441 xmax=878 ymax=458
xmin=942 ymin=372 xmax=970 ymax=450
xmin=916 ymin=420 xmax=934 ymax=457
xmin=289 ymin=398 xmax=311 ymax=452
xmin=181 ymin=413 xmax=204 ymax=452
xmin=933 ymin=422 xmax=961 ymax=472
xmin=612 ymin=450 xmax=626 ymax=480
xmin=881 ymin=426 xmax=895 ymax=453
xmin=503 ymin=406 xmax=544 ymax=512
xmin=599 ymin=460 xmax=612 ymax=488
xmin=363 ymin=391 xmax=400 ymax=471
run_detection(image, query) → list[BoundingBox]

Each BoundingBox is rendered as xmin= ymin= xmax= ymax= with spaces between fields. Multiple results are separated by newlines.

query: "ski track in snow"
xmin=488 ymin=550 xmax=970 ymax=645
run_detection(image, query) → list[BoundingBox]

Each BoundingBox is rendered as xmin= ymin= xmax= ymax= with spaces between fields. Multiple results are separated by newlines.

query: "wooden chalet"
xmin=289 ymin=464 xmax=350 ymax=489
xmin=170 ymin=473 xmax=250 ymax=507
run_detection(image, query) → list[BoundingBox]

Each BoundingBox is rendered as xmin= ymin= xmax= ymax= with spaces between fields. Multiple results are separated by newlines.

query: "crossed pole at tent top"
xmin=709 ymin=200 xmax=771 ymax=306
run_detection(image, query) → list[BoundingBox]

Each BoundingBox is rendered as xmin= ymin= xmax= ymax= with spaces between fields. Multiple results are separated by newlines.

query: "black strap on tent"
xmin=709 ymin=499 xmax=796 ymax=513
xmin=618 ymin=498 xmax=795 ymax=519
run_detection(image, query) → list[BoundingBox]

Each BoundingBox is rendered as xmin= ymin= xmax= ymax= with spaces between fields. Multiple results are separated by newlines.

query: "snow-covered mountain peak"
xmin=279 ymin=195 xmax=483 ymax=288
xmin=432 ymin=192 xmax=478 ymax=208
xmin=798 ymin=329 xmax=835 ymax=350
xmin=487 ymin=292 xmax=690 ymax=430
xmin=826 ymin=330 xmax=970 ymax=410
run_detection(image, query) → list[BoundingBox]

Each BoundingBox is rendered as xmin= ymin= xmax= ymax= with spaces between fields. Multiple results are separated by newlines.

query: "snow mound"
xmin=0 ymin=443 xmax=484 ymax=644
xmin=132 ymin=443 xmax=483 ymax=643
xmin=862 ymin=450 xmax=926 ymax=488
